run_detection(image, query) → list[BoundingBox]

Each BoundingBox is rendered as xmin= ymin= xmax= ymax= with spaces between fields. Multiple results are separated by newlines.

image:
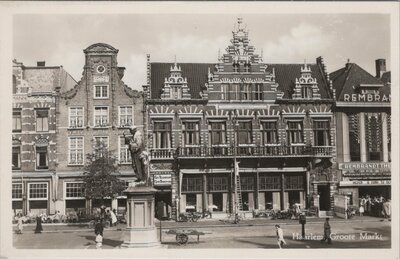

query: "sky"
xmin=13 ymin=14 xmax=390 ymax=91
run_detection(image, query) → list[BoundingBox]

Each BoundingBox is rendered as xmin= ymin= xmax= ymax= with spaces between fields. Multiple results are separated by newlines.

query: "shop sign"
xmin=339 ymin=162 xmax=390 ymax=170
xmin=343 ymin=93 xmax=390 ymax=102
xmin=93 ymin=75 xmax=109 ymax=83
xmin=153 ymin=174 xmax=172 ymax=186
xmin=339 ymin=180 xmax=391 ymax=186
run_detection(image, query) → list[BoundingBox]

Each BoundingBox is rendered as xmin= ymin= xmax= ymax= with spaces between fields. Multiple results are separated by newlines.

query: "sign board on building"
xmin=339 ymin=180 xmax=391 ymax=186
xmin=93 ymin=75 xmax=109 ymax=83
xmin=333 ymin=194 xmax=348 ymax=219
xmin=343 ymin=93 xmax=390 ymax=102
xmin=153 ymin=174 xmax=172 ymax=186
xmin=339 ymin=162 xmax=390 ymax=170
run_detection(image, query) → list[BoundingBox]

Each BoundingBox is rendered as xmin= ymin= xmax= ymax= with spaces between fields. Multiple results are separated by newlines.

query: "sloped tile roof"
xmin=150 ymin=62 xmax=331 ymax=99
xmin=380 ymin=71 xmax=391 ymax=85
xmin=266 ymin=64 xmax=330 ymax=99
xmin=150 ymin=63 xmax=215 ymax=99
xmin=329 ymin=63 xmax=388 ymax=101
xmin=23 ymin=66 xmax=77 ymax=93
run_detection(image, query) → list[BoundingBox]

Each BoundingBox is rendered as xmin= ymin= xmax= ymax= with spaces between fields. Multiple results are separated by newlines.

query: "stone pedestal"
xmin=120 ymin=185 xmax=162 ymax=248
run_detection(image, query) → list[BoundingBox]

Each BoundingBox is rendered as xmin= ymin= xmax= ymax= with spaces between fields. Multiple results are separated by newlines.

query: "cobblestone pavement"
xmin=12 ymin=217 xmax=390 ymax=249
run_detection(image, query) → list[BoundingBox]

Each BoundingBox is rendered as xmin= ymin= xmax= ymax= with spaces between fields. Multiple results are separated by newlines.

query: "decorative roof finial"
xmin=237 ymin=17 xmax=243 ymax=30
xmin=174 ymin=55 xmax=177 ymax=65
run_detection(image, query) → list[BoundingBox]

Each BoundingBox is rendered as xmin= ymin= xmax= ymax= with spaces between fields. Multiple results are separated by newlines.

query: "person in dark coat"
xmin=320 ymin=218 xmax=332 ymax=244
xmin=94 ymin=219 xmax=104 ymax=237
xmin=34 ymin=216 xmax=43 ymax=234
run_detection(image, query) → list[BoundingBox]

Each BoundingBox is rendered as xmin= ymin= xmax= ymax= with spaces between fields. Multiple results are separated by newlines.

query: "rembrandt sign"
xmin=343 ymin=93 xmax=391 ymax=102
xmin=339 ymin=162 xmax=390 ymax=170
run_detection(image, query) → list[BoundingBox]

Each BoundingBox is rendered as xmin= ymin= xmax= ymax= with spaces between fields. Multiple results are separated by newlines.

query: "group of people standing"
xmin=359 ymin=195 xmax=391 ymax=218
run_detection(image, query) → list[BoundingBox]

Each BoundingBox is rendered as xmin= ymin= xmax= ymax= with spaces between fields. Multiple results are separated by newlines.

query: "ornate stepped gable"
xmin=205 ymin=18 xmax=283 ymax=100
xmin=292 ymin=63 xmax=321 ymax=100
xmin=160 ymin=62 xmax=191 ymax=100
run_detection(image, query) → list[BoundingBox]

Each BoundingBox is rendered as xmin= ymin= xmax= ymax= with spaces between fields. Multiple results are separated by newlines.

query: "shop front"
xmin=152 ymin=171 xmax=173 ymax=219
xmin=338 ymin=162 xmax=391 ymax=206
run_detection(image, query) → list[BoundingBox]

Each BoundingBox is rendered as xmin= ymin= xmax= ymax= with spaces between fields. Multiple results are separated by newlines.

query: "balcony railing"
xmin=176 ymin=145 xmax=333 ymax=158
xmin=150 ymin=146 xmax=333 ymax=159
xmin=150 ymin=148 xmax=175 ymax=159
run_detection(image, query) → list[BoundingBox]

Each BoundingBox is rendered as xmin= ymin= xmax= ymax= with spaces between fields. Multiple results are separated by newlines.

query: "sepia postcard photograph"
xmin=0 ymin=2 xmax=398 ymax=259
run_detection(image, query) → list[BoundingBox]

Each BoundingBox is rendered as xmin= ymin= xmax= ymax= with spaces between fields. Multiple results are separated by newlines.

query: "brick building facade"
xmin=144 ymin=19 xmax=336 ymax=219
xmin=12 ymin=60 xmax=77 ymax=216
xmin=12 ymin=43 xmax=144 ymax=217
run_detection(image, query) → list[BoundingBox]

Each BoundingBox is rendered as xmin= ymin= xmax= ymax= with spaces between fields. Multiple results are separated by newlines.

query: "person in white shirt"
xmin=275 ymin=225 xmax=287 ymax=248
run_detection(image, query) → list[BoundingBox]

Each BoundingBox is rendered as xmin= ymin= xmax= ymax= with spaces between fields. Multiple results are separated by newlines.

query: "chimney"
xmin=375 ymin=59 xmax=386 ymax=78
xmin=37 ymin=61 xmax=46 ymax=67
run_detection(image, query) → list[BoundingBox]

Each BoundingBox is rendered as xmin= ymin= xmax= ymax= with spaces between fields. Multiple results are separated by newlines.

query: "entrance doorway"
xmin=318 ymin=184 xmax=331 ymax=211
xmin=155 ymin=191 xmax=172 ymax=220
xmin=241 ymin=192 xmax=249 ymax=211
xmin=212 ymin=193 xmax=223 ymax=211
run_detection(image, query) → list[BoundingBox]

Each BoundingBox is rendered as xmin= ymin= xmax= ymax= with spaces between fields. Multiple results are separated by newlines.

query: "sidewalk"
xmin=12 ymin=215 xmax=389 ymax=234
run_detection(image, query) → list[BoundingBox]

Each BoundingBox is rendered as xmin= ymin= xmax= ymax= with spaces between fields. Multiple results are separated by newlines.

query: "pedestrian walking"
xmin=34 ymin=216 xmax=43 ymax=234
xmin=110 ymin=209 xmax=118 ymax=227
xmin=16 ymin=216 xmax=23 ymax=234
xmin=275 ymin=225 xmax=287 ymax=249
xmin=320 ymin=218 xmax=332 ymax=244
xmin=94 ymin=218 xmax=104 ymax=249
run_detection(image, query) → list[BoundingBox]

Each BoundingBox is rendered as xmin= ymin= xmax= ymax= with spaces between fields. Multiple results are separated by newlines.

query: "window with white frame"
xmin=301 ymin=86 xmax=313 ymax=99
xmin=94 ymin=85 xmax=109 ymax=99
xmin=28 ymin=183 xmax=48 ymax=200
xmin=68 ymin=137 xmax=84 ymax=165
xmin=36 ymin=146 xmax=48 ymax=169
xmin=12 ymin=183 xmax=23 ymax=200
xmin=241 ymin=84 xmax=251 ymax=100
xmin=13 ymin=109 xmax=22 ymax=132
xmin=12 ymin=146 xmax=21 ymax=170
xmin=261 ymin=121 xmax=278 ymax=144
xmin=36 ymin=109 xmax=49 ymax=132
xmin=153 ymin=121 xmax=172 ymax=148
xmin=287 ymin=121 xmax=304 ymax=144
xmin=119 ymin=136 xmax=132 ymax=164
xmin=313 ymin=120 xmax=331 ymax=146
xmin=237 ymin=121 xmax=253 ymax=144
xmin=209 ymin=122 xmax=226 ymax=145
xmin=254 ymin=84 xmax=263 ymax=100
xmin=69 ymin=107 xmax=84 ymax=128
xmin=171 ymin=85 xmax=182 ymax=99
xmin=221 ymin=84 xmax=228 ymax=100
xmin=183 ymin=121 xmax=200 ymax=146
xmin=119 ymin=106 xmax=133 ymax=127
xmin=65 ymin=182 xmax=85 ymax=199
xmin=94 ymin=107 xmax=108 ymax=127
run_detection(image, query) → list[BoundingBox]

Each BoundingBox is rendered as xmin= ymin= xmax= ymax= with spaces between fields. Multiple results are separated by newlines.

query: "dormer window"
xmin=171 ymin=86 xmax=182 ymax=99
xmin=233 ymin=63 xmax=239 ymax=73
xmin=301 ymin=86 xmax=313 ymax=99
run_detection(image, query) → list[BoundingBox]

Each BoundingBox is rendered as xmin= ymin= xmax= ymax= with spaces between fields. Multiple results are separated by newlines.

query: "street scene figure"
xmin=124 ymin=126 xmax=150 ymax=184
xmin=321 ymin=218 xmax=332 ymax=244
xmin=275 ymin=225 xmax=287 ymax=249
xmin=95 ymin=218 xmax=104 ymax=249
xmin=34 ymin=216 xmax=43 ymax=234
xmin=16 ymin=217 xmax=23 ymax=234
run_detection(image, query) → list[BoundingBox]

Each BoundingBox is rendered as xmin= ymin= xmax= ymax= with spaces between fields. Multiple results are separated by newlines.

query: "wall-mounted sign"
xmin=343 ymin=93 xmax=391 ymax=102
xmin=339 ymin=180 xmax=391 ymax=186
xmin=153 ymin=174 xmax=172 ymax=186
xmin=339 ymin=162 xmax=390 ymax=170
xmin=93 ymin=75 xmax=109 ymax=83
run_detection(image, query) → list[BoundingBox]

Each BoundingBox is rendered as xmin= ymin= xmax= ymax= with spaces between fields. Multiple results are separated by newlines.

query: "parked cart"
xmin=165 ymin=229 xmax=210 ymax=245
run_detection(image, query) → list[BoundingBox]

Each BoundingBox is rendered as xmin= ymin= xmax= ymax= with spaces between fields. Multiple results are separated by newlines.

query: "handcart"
xmin=165 ymin=229 xmax=210 ymax=245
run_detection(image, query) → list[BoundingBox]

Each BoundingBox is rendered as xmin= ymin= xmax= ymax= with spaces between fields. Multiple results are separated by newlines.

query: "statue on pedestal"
xmin=123 ymin=126 xmax=150 ymax=185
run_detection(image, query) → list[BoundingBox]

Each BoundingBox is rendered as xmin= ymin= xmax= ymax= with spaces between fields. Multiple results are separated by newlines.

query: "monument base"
xmin=120 ymin=184 xmax=163 ymax=249
xmin=120 ymin=226 xmax=162 ymax=248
